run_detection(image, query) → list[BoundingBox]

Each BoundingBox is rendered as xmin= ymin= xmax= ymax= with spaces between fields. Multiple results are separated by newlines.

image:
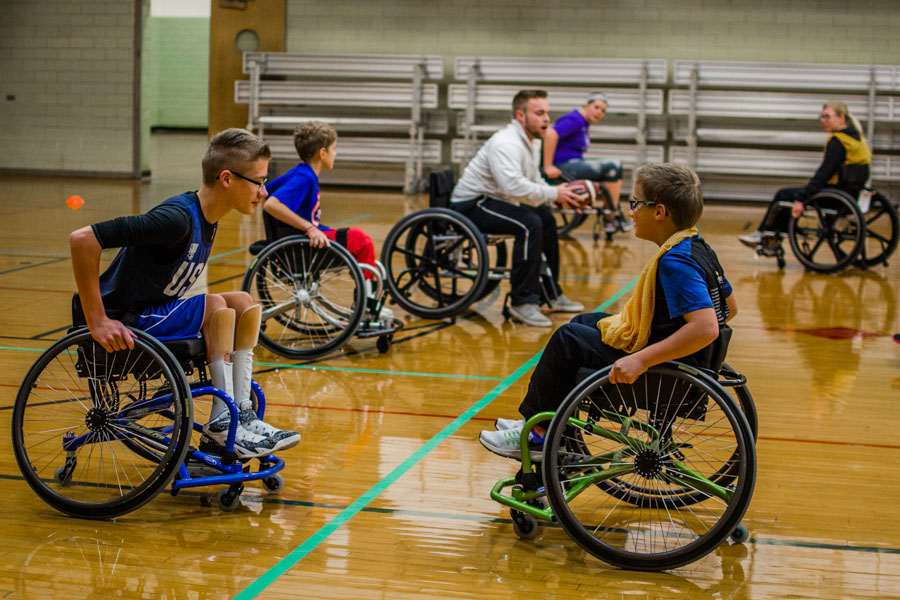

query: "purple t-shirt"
xmin=264 ymin=163 xmax=332 ymax=232
xmin=552 ymin=110 xmax=590 ymax=164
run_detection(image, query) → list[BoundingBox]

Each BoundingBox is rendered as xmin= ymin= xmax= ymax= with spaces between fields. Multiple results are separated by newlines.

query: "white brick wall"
xmin=0 ymin=0 xmax=136 ymax=175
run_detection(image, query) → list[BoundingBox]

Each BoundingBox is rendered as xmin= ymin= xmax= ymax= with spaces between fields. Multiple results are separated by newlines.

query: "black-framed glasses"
xmin=629 ymin=197 xmax=658 ymax=210
xmin=227 ymin=170 xmax=268 ymax=191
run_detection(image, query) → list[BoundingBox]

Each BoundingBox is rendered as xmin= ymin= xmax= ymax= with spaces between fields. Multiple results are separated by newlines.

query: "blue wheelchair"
xmin=11 ymin=300 xmax=288 ymax=518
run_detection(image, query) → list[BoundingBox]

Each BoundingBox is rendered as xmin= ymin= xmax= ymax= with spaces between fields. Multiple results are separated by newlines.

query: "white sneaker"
xmin=509 ymin=303 xmax=552 ymax=327
xmin=549 ymin=294 xmax=584 ymax=313
xmin=478 ymin=427 xmax=543 ymax=461
xmin=376 ymin=305 xmax=394 ymax=322
xmin=494 ymin=417 xmax=525 ymax=431
xmin=738 ymin=231 xmax=762 ymax=248
xmin=202 ymin=413 xmax=281 ymax=459
xmin=238 ymin=408 xmax=301 ymax=451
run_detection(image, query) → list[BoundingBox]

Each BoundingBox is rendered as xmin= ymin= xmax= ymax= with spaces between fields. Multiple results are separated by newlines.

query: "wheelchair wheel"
xmin=857 ymin=191 xmax=899 ymax=268
xmin=555 ymin=185 xmax=612 ymax=237
xmin=12 ymin=328 xmax=193 ymax=519
xmin=242 ymin=236 xmax=366 ymax=359
xmin=542 ymin=363 xmax=756 ymax=571
xmin=476 ymin=238 xmax=508 ymax=302
xmin=381 ymin=208 xmax=490 ymax=319
xmin=788 ymin=189 xmax=864 ymax=274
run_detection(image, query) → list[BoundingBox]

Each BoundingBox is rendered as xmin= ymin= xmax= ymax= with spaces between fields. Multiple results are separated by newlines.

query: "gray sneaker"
xmin=509 ymin=303 xmax=552 ymax=327
xmin=738 ymin=231 xmax=762 ymax=248
xmin=202 ymin=413 xmax=281 ymax=459
xmin=238 ymin=408 xmax=301 ymax=451
xmin=549 ymin=294 xmax=584 ymax=313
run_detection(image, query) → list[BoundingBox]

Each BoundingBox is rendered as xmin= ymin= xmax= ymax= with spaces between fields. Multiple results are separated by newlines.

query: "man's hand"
xmin=608 ymin=354 xmax=647 ymax=385
xmin=307 ymin=227 xmax=331 ymax=248
xmin=791 ymin=200 xmax=805 ymax=218
xmin=554 ymin=183 xmax=584 ymax=209
xmin=90 ymin=316 xmax=137 ymax=353
xmin=544 ymin=165 xmax=562 ymax=180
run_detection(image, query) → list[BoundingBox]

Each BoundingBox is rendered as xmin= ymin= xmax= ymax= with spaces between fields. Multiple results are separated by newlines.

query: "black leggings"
xmin=452 ymin=197 xmax=561 ymax=306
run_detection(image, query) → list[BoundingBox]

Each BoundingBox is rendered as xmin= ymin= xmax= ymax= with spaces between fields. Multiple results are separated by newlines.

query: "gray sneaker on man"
xmin=738 ymin=230 xmax=762 ymax=248
xmin=549 ymin=294 xmax=584 ymax=313
xmin=238 ymin=408 xmax=301 ymax=451
xmin=509 ymin=303 xmax=552 ymax=327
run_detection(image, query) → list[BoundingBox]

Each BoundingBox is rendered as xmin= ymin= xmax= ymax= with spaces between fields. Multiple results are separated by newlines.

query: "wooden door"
xmin=208 ymin=0 xmax=285 ymax=136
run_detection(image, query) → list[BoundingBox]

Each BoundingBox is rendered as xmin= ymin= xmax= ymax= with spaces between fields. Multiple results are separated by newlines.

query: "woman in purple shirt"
xmin=542 ymin=92 xmax=631 ymax=234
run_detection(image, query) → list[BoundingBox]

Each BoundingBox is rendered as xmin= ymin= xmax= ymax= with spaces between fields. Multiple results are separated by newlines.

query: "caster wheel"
xmin=510 ymin=509 xmax=540 ymax=540
xmin=53 ymin=465 xmax=73 ymax=485
xmin=216 ymin=487 xmax=242 ymax=512
xmin=731 ymin=523 xmax=750 ymax=544
xmin=261 ymin=473 xmax=285 ymax=494
xmin=776 ymin=256 xmax=786 ymax=270
xmin=376 ymin=335 xmax=391 ymax=354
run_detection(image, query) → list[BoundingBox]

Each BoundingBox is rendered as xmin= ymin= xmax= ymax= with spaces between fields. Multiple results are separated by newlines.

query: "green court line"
xmin=233 ymin=277 xmax=637 ymax=600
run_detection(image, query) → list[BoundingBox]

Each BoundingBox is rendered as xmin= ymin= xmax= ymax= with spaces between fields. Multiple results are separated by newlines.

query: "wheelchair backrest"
xmin=429 ymin=169 xmax=455 ymax=208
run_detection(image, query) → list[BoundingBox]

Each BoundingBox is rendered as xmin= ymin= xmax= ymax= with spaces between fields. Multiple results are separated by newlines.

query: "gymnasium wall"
xmin=0 ymin=0 xmax=138 ymax=176
xmin=285 ymin=0 xmax=900 ymax=65
xmin=144 ymin=17 xmax=209 ymax=129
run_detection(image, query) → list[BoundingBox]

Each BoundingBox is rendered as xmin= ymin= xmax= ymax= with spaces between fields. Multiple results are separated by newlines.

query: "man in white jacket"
xmin=451 ymin=89 xmax=585 ymax=327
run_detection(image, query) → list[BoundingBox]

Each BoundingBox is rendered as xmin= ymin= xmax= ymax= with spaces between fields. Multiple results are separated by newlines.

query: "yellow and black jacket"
xmin=799 ymin=125 xmax=871 ymax=201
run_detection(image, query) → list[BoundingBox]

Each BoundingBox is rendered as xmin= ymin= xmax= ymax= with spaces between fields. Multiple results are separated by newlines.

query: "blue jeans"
xmin=558 ymin=158 xmax=623 ymax=182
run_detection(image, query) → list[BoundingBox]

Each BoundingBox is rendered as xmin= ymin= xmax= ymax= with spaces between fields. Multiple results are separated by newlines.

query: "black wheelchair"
xmin=12 ymin=300 xmax=288 ymax=518
xmin=241 ymin=213 xmax=404 ymax=359
xmin=752 ymin=188 xmax=899 ymax=273
xmin=549 ymin=177 xmax=629 ymax=242
xmin=380 ymin=170 xmax=563 ymax=320
xmin=489 ymin=332 xmax=758 ymax=571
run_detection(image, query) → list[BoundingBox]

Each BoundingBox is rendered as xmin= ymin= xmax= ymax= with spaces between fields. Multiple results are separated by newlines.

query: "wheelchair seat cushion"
xmin=162 ymin=337 xmax=207 ymax=364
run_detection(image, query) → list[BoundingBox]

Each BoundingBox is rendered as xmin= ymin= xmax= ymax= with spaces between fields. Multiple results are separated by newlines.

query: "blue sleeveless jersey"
xmin=98 ymin=192 xmax=216 ymax=319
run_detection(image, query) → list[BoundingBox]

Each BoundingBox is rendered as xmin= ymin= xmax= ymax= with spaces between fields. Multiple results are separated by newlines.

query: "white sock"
xmin=208 ymin=358 xmax=234 ymax=421
xmin=232 ymin=348 xmax=254 ymax=412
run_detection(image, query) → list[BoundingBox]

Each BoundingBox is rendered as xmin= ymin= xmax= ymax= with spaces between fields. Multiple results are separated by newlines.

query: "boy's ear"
xmin=655 ymin=203 xmax=668 ymax=221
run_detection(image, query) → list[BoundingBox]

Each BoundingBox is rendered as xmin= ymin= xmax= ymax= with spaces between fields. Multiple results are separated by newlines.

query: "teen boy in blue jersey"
xmin=480 ymin=163 xmax=738 ymax=459
xmin=69 ymin=128 xmax=301 ymax=459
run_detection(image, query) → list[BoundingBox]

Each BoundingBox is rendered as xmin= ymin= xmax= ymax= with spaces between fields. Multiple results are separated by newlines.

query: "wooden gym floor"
xmin=0 ymin=131 xmax=898 ymax=599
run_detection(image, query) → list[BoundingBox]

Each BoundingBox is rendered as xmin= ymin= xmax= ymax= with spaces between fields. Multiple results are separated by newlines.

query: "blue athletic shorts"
xmin=131 ymin=295 xmax=206 ymax=341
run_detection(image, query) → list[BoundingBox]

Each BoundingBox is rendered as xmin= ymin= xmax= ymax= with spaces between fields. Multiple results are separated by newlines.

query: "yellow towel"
xmin=599 ymin=227 xmax=698 ymax=352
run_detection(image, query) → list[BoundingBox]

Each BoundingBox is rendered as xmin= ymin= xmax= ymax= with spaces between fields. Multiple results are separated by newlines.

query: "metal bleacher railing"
xmin=448 ymin=57 xmax=668 ymax=175
xmin=234 ymin=52 xmax=445 ymax=193
xmin=235 ymin=53 xmax=900 ymax=201
xmin=669 ymin=60 xmax=900 ymax=200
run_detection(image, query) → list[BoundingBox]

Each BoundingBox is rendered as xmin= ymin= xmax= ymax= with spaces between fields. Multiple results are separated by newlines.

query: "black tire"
xmin=857 ymin=191 xmax=899 ymax=268
xmin=381 ymin=208 xmax=490 ymax=319
xmin=12 ymin=328 xmax=193 ymax=519
xmin=788 ymin=189 xmax=864 ymax=274
xmin=555 ymin=185 xmax=613 ymax=237
xmin=242 ymin=236 xmax=366 ymax=359
xmin=542 ymin=363 xmax=756 ymax=571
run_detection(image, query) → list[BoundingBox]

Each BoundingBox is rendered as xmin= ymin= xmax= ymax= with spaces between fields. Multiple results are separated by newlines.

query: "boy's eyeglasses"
xmin=227 ymin=170 xmax=268 ymax=191
xmin=629 ymin=198 xmax=658 ymax=210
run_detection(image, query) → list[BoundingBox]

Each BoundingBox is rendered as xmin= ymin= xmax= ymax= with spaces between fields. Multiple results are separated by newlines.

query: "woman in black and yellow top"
xmin=739 ymin=99 xmax=871 ymax=247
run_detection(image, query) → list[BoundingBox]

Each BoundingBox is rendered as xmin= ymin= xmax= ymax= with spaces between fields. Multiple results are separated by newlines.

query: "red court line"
xmin=262 ymin=401 xmax=900 ymax=451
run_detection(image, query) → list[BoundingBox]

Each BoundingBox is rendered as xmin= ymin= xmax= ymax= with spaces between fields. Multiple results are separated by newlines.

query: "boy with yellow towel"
xmin=480 ymin=163 xmax=738 ymax=459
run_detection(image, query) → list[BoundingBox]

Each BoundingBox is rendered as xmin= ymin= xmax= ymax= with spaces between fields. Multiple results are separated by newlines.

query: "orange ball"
xmin=66 ymin=195 xmax=84 ymax=210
